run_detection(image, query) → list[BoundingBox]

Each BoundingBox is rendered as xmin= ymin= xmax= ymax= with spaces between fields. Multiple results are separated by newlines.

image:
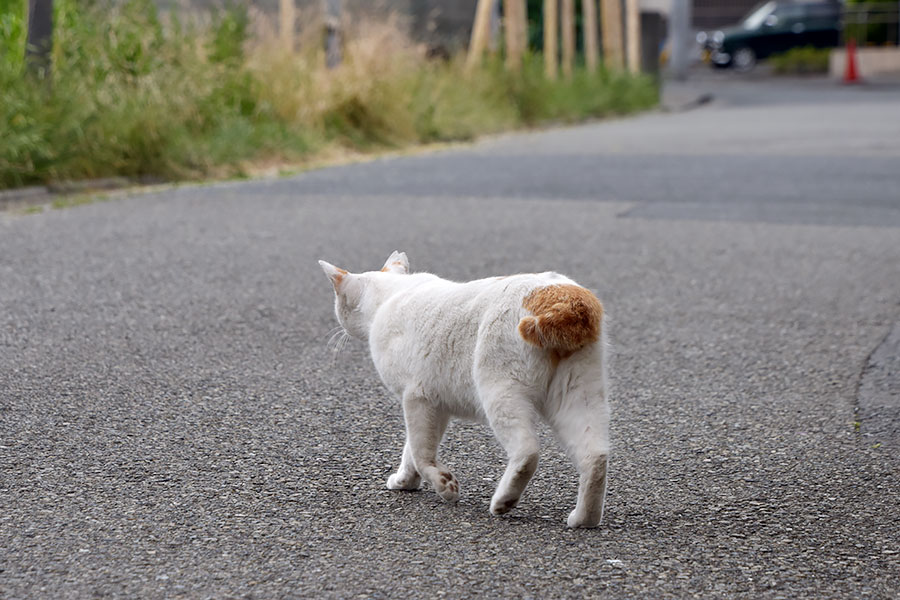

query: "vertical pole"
xmin=544 ymin=0 xmax=558 ymax=79
xmin=669 ymin=0 xmax=691 ymax=79
xmin=324 ymin=0 xmax=342 ymax=68
xmin=561 ymin=0 xmax=575 ymax=77
xmin=280 ymin=0 xmax=294 ymax=49
xmin=468 ymin=0 xmax=495 ymax=69
xmin=625 ymin=0 xmax=640 ymax=73
xmin=582 ymin=0 xmax=599 ymax=71
xmin=26 ymin=0 xmax=53 ymax=76
xmin=601 ymin=0 xmax=624 ymax=69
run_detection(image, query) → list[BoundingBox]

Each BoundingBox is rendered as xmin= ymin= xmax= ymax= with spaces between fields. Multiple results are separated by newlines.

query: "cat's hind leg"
xmin=386 ymin=439 xmax=421 ymax=490
xmin=402 ymin=392 xmax=459 ymax=503
xmin=548 ymin=351 xmax=610 ymax=528
xmin=480 ymin=382 xmax=541 ymax=516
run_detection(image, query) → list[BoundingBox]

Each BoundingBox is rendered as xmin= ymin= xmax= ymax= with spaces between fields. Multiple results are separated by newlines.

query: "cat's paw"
xmin=490 ymin=495 xmax=520 ymax=516
xmin=566 ymin=508 xmax=601 ymax=529
xmin=386 ymin=472 xmax=421 ymax=490
xmin=434 ymin=470 xmax=460 ymax=503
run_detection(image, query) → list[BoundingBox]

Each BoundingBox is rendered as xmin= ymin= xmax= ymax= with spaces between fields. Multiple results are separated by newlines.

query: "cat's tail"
xmin=517 ymin=284 xmax=603 ymax=358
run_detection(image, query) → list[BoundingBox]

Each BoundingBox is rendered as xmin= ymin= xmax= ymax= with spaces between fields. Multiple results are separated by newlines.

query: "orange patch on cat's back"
xmin=518 ymin=284 xmax=603 ymax=357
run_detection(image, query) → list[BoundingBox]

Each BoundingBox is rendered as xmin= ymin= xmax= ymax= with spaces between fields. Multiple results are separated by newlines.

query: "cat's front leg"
xmin=401 ymin=392 xmax=459 ymax=503
xmin=386 ymin=439 xmax=421 ymax=490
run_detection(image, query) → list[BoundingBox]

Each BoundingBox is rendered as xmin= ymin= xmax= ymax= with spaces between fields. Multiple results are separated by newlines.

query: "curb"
xmin=661 ymin=92 xmax=715 ymax=112
xmin=0 ymin=177 xmax=139 ymax=212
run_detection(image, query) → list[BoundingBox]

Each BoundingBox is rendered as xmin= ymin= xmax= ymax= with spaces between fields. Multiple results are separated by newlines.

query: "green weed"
xmin=0 ymin=0 xmax=658 ymax=189
xmin=770 ymin=46 xmax=831 ymax=75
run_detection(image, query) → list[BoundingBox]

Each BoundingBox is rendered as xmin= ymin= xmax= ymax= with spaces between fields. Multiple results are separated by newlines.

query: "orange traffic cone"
xmin=843 ymin=38 xmax=861 ymax=84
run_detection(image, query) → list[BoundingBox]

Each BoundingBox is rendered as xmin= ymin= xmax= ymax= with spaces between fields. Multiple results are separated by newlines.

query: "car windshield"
xmin=741 ymin=1 xmax=777 ymax=29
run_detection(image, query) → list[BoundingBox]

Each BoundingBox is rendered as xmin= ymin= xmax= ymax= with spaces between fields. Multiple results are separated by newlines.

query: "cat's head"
xmin=318 ymin=251 xmax=409 ymax=339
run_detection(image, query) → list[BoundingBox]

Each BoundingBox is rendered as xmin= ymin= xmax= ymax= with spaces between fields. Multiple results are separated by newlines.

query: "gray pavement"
xmin=2 ymin=75 xmax=900 ymax=598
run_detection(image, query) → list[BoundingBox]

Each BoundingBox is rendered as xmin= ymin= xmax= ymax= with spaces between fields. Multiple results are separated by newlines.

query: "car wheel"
xmin=732 ymin=47 xmax=757 ymax=71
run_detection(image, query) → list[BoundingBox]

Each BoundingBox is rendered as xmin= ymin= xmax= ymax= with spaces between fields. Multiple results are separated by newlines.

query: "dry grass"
xmin=0 ymin=0 xmax=658 ymax=189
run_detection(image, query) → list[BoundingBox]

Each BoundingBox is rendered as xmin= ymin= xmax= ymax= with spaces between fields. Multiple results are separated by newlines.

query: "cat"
xmin=319 ymin=251 xmax=610 ymax=528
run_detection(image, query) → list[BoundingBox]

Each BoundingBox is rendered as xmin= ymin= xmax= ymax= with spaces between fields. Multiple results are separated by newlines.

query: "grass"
xmin=50 ymin=194 xmax=102 ymax=210
xmin=0 ymin=0 xmax=659 ymax=190
xmin=769 ymin=46 xmax=832 ymax=75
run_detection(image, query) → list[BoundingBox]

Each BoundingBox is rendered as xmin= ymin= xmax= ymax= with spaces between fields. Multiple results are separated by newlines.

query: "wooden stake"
xmin=468 ymin=0 xmax=495 ymax=70
xmin=582 ymin=0 xmax=599 ymax=72
xmin=625 ymin=0 xmax=641 ymax=73
xmin=516 ymin=0 xmax=529 ymax=56
xmin=544 ymin=0 xmax=558 ymax=79
xmin=601 ymin=0 xmax=624 ymax=70
xmin=504 ymin=0 xmax=525 ymax=71
xmin=561 ymin=0 xmax=574 ymax=78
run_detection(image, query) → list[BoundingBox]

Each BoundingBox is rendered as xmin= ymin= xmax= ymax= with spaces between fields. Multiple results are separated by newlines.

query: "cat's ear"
xmin=318 ymin=260 xmax=350 ymax=289
xmin=380 ymin=250 xmax=409 ymax=274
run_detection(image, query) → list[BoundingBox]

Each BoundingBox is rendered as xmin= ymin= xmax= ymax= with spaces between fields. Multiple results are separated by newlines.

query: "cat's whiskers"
xmin=326 ymin=327 xmax=351 ymax=365
xmin=326 ymin=327 xmax=345 ymax=350
xmin=336 ymin=330 xmax=350 ymax=354
xmin=325 ymin=325 xmax=344 ymax=340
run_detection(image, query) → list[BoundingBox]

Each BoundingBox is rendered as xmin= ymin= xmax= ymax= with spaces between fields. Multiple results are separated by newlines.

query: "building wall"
xmin=693 ymin=0 xmax=760 ymax=29
xmin=408 ymin=0 xmax=478 ymax=48
xmin=171 ymin=0 xmax=477 ymax=48
xmin=640 ymin=0 xmax=762 ymax=30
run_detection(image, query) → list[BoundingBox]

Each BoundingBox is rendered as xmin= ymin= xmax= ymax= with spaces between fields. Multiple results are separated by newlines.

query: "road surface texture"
xmin=2 ymin=76 xmax=899 ymax=598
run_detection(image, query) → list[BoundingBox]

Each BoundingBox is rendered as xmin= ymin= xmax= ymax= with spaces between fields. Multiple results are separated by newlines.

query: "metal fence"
xmin=842 ymin=2 xmax=900 ymax=46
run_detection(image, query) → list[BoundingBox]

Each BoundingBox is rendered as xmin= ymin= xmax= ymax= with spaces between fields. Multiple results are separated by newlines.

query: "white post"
xmin=668 ymin=0 xmax=692 ymax=79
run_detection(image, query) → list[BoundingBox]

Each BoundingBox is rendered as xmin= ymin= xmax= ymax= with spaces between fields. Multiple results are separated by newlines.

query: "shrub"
xmin=769 ymin=46 xmax=831 ymax=75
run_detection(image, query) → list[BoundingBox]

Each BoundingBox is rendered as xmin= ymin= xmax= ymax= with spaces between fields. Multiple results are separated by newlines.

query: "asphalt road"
xmin=2 ymin=76 xmax=900 ymax=598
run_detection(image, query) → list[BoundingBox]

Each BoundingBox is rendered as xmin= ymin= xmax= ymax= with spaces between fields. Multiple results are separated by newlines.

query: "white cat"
xmin=319 ymin=251 xmax=610 ymax=528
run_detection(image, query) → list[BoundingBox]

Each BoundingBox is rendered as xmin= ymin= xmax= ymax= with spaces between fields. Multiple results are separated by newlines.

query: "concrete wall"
xmin=329 ymin=0 xmax=478 ymax=49
xmin=830 ymin=46 xmax=900 ymax=79
xmin=157 ymin=0 xmax=476 ymax=49
xmin=638 ymin=0 xmax=759 ymax=29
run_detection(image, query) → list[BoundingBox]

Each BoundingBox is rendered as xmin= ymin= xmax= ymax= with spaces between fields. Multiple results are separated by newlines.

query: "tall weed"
xmin=0 ymin=0 xmax=658 ymax=189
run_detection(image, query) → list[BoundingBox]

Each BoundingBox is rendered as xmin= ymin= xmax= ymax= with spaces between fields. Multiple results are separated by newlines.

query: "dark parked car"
xmin=698 ymin=0 xmax=842 ymax=70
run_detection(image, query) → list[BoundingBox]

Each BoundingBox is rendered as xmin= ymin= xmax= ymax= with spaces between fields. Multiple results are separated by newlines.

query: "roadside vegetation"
xmin=0 ymin=0 xmax=658 ymax=190
xmin=769 ymin=46 xmax=831 ymax=75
